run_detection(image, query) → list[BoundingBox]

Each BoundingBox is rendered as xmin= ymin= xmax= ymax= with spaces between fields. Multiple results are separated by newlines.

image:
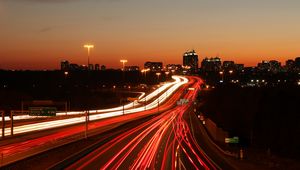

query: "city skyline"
xmin=1 ymin=0 xmax=300 ymax=69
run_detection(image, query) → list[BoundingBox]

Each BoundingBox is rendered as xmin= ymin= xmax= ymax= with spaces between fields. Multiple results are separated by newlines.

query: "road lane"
xmin=0 ymin=76 xmax=190 ymax=167
xmin=64 ymin=76 xmax=221 ymax=170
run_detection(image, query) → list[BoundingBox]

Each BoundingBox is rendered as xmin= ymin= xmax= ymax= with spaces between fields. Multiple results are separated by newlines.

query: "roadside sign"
xmin=225 ymin=136 xmax=239 ymax=144
xmin=29 ymin=107 xmax=57 ymax=116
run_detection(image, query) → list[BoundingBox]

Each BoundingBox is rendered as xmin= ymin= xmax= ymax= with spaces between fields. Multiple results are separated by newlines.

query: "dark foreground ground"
xmin=198 ymin=84 xmax=300 ymax=168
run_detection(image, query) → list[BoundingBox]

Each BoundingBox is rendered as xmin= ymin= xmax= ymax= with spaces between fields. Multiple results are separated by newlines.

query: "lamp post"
xmin=83 ymin=44 xmax=94 ymax=139
xmin=120 ymin=59 xmax=128 ymax=71
xmin=156 ymin=72 xmax=161 ymax=83
xmin=120 ymin=59 xmax=128 ymax=85
xmin=84 ymin=44 xmax=94 ymax=69
xmin=165 ymin=71 xmax=170 ymax=81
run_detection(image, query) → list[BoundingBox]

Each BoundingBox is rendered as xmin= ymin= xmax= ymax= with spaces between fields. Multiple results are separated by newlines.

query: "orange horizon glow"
xmin=1 ymin=1 xmax=300 ymax=70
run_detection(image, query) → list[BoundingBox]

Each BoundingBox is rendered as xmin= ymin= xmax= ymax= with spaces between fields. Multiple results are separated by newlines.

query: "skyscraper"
xmin=183 ymin=50 xmax=199 ymax=73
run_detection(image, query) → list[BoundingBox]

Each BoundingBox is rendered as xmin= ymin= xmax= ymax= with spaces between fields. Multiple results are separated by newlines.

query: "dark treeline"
xmin=0 ymin=70 xmax=171 ymax=113
xmin=198 ymin=84 xmax=300 ymax=159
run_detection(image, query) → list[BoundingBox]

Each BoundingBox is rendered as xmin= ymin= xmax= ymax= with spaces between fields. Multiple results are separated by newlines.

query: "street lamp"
xmin=64 ymin=71 xmax=69 ymax=77
xmin=156 ymin=72 xmax=161 ymax=83
xmin=164 ymin=71 xmax=170 ymax=82
xmin=83 ymin=44 xmax=94 ymax=139
xmin=120 ymin=59 xmax=128 ymax=71
xmin=83 ymin=44 xmax=94 ymax=68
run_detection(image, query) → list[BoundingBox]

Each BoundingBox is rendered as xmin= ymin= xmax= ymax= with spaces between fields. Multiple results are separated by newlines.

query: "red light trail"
xmin=66 ymin=76 xmax=220 ymax=169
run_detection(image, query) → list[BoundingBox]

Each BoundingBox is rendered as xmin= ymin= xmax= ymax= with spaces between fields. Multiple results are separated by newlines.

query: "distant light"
xmin=298 ymin=81 xmax=300 ymax=86
xmin=262 ymin=80 xmax=265 ymax=83
xmin=206 ymin=85 xmax=210 ymax=89
xmin=84 ymin=44 xmax=94 ymax=49
xmin=113 ymin=85 xmax=116 ymax=89
xmin=64 ymin=71 xmax=69 ymax=76
xmin=256 ymin=80 xmax=259 ymax=82
xmin=251 ymin=80 xmax=254 ymax=82
xmin=220 ymin=80 xmax=223 ymax=83
xmin=120 ymin=59 xmax=128 ymax=63
xmin=229 ymin=70 xmax=233 ymax=74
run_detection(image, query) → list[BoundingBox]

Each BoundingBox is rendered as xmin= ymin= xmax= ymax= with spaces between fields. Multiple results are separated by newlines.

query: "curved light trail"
xmin=66 ymin=76 xmax=220 ymax=170
xmin=2 ymin=76 xmax=188 ymax=136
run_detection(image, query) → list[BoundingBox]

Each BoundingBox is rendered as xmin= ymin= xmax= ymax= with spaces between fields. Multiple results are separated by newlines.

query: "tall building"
xmin=61 ymin=60 xmax=69 ymax=71
xmin=201 ymin=57 xmax=221 ymax=72
xmin=144 ymin=62 xmax=163 ymax=72
xmin=183 ymin=50 xmax=199 ymax=73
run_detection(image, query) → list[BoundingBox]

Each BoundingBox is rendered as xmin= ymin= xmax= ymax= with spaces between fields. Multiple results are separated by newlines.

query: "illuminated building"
xmin=183 ymin=50 xmax=198 ymax=73
xmin=201 ymin=57 xmax=221 ymax=72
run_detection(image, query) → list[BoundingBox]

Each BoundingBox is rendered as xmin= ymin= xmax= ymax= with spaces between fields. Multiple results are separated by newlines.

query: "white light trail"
xmin=2 ymin=76 xmax=188 ymax=136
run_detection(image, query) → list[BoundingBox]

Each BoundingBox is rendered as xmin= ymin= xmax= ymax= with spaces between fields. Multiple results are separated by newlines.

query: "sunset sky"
xmin=1 ymin=0 xmax=300 ymax=70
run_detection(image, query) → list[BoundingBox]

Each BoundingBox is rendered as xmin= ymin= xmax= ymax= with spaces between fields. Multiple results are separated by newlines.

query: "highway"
xmin=0 ymin=75 xmax=190 ymax=167
xmin=55 ymin=76 xmax=232 ymax=170
xmin=1 ymin=76 xmax=236 ymax=169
